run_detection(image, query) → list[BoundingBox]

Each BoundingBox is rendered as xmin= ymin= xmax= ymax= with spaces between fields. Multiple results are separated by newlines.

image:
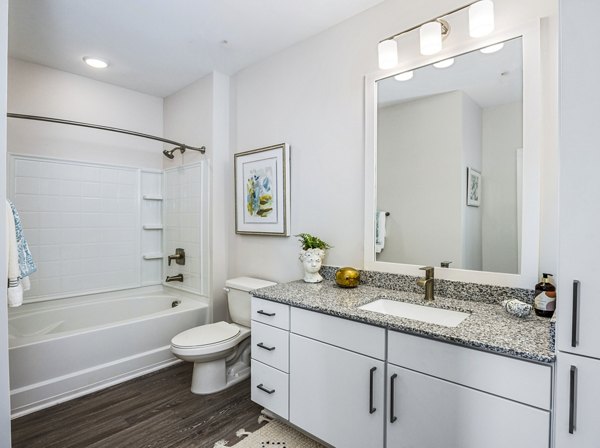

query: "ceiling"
xmin=8 ymin=0 xmax=385 ymax=97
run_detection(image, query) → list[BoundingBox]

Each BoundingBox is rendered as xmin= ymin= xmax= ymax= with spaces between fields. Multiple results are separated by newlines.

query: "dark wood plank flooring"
xmin=11 ymin=362 xmax=264 ymax=448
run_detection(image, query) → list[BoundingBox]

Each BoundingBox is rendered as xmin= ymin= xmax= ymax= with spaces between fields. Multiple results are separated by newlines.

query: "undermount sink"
xmin=359 ymin=299 xmax=470 ymax=328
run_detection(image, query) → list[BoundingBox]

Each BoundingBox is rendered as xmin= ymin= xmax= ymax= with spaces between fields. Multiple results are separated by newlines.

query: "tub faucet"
xmin=166 ymin=274 xmax=184 ymax=282
xmin=416 ymin=266 xmax=434 ymax=301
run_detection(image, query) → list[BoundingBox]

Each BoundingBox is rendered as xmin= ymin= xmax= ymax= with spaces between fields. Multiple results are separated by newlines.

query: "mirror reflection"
xmin=376 ymin=37 xmax=523 ymax=274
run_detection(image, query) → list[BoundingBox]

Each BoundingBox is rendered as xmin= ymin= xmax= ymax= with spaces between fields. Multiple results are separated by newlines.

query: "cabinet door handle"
xmin=257 ymin=310 xmax=276 ymax=317
xmin=369 ymin=367 xmax=377 ymax=414
xmin=257 ymin=342 xmax=275 ymax=351
xmin=390 ymin=373 xmax=398 ymax=423
xmin=257 ymin=383 xmax=275 ymax=394
xmin=572 ymin=280 xmax=580 ymax=348
xmin=569 ymin=365 xmax=578 ymax=434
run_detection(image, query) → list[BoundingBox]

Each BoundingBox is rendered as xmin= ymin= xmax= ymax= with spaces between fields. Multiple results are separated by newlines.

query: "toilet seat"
xmin=171 ymin=321 xmax=240 ymax=349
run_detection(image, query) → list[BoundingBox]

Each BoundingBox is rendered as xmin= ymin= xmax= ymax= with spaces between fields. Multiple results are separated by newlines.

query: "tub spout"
xmin=166 ymin=274 xmax=183 ymax=282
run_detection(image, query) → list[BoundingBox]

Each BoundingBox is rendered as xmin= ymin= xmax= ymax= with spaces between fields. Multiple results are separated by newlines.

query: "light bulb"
xmin=378 ymin=39 xmax=398 ymax=69
xmin=469 ymin=0 xmax=495 ymax=38
xmin=433 ymin=58 xmax=455 ymax=69
xmin=394 ymin=71 xmax=414 ymax=81
xmin=480 ymin=42 xmax=504 ymax=54
xmin=420 ymin=21 xmax=442 ymax=56
xmin=83 ymin=57 xmax=109 ymax=69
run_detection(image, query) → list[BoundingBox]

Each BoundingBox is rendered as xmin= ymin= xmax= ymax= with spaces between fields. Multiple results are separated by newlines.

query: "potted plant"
xmin=296 ymin=233 xmax=332 ymax=283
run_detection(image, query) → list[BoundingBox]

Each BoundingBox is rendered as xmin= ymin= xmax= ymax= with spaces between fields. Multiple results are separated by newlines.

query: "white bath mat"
xmin=213 ymin=420 xmax=326 ymax=447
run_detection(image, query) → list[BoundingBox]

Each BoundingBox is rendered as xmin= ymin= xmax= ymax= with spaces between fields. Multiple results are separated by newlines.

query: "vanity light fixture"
xmin=480 ymin=42 xmax=504 ymax=54
xmin=433 ymin=58 xmax=455 ymax=69
xmin=83 ymin=57 xmax=109 ymax=69
xmin=394 ymin=71 xmax=414 ymax=81
xmin=376 ymin=1 xmax=494 ymax=69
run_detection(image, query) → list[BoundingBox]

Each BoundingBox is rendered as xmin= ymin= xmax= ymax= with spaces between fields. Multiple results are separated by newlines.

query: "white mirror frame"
xmin=364 ymin=20 xmax=541 ymax=288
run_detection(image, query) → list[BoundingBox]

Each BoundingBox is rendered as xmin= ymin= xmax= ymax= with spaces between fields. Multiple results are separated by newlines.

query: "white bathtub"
xmin=8 ymin=286 xmax=209 ymax=417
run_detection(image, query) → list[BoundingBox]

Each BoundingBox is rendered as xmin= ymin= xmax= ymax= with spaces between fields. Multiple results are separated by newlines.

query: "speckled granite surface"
xmin=252 ymin=280 xmax=555 ymax=364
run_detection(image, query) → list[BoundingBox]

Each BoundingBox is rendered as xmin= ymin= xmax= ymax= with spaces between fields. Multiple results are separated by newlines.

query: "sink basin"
xmin=359 ymin=299 xmax=470 ymax=328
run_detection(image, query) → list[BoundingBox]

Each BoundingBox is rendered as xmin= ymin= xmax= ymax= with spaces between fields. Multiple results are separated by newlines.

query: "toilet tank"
xmin=225 ymin=277 xmax=276 ymax=327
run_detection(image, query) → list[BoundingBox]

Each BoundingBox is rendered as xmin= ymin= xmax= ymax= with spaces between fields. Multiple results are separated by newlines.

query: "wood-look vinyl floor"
xmin=11 ymin=362 xmax=263 ymax=448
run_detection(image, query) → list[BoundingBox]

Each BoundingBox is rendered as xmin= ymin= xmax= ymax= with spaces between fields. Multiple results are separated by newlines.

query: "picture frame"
xmin=467 ymin=167 xmax=481 ymax=207
xmin=235 ymin=143 xmax=291 ymax=236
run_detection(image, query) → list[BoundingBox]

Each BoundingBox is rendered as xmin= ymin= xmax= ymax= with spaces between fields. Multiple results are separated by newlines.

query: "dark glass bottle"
xmin=534 ymin=273 xmax=556 ymax=318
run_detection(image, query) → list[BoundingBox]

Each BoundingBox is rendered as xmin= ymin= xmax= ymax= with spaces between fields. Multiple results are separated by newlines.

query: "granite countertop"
xmin=252 ymin=280 xmax=555 ymax=364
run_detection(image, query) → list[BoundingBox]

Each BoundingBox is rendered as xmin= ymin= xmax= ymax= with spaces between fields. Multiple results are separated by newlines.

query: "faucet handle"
xmin=419 ymin=266 xmax=434 ymax=277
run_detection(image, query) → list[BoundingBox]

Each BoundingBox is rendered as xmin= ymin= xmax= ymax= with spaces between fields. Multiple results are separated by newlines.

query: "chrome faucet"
xmin=416 ymin=266 xmax=434 ymax=301
xmin=166 ymin=274 xmax=184 ymax=282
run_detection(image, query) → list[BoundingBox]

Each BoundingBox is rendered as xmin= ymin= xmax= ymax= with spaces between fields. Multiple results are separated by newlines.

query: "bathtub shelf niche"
xmin=143 ymin=225 xmax=163 ymax=230
xmin=141 ymin=170 xmax=164 ymax=286
xmin=142 ymin=253 xmax=163 ymax=260
xmin=142 ymin=194 xmax=163 ymax=201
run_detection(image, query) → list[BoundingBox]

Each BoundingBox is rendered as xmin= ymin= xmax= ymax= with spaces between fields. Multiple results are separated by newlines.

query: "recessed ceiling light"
xmin=394 ymin=71 xmax=414 ymax=81
xmin=83 ymin=57 xmax=109 ymax=69
xmin=433 ymin=58 xmax=455 ymax=69
xmin=480 ymin=43 xmax=504 ymax=54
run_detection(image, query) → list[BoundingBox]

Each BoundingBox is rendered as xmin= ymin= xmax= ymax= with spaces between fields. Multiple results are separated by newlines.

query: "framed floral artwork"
xmin=467 ymin=166 xmax=481 ymax=207
xmin=234 ymin=143 xmax=290 ymax=236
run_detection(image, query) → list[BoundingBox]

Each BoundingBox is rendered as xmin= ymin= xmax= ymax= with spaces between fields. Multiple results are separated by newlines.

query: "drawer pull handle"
xmin=572 ymin=280 xmax=580 ymax=348
xmin=257 ymin=384 xmax=275 ymax=394
xmin=257 ymin=310 xmax=276 ymax=317
xmin=369 ymin=367 xmax=377 ymax=414
xmin=390 ymin=373 xmax=398 ymax=423
xmin=257 ymin=342 xmax=276 ymax=351
xmin=569 ymin=365 xmax=578 ymax=434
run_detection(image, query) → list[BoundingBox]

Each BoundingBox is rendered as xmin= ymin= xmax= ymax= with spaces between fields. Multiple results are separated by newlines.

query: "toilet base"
xmin=190 ymin=339 xmax=251 ymax=395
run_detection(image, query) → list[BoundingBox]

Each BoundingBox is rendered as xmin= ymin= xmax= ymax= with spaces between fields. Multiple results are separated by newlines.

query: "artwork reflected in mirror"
xmin=375 ymin=37 xmax=522 ymax=274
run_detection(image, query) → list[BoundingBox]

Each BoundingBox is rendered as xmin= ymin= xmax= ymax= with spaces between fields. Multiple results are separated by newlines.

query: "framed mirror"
xmin=364 ymin=22 xmax=541 ymax=288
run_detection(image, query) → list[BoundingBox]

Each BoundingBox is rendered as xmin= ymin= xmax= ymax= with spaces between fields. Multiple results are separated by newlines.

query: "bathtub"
xmin=8 ymin=286 xmax=209 ymax=417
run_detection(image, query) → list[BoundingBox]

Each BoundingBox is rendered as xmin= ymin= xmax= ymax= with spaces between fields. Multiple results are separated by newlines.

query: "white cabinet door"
xmin=289 ymin=334 xmax=384 ymax=448
xmin=386 ymin=364 xmax=550 ymax=448
xmin=557 ymin=0 xmax=600 ymax=357
xmin=556 ymin=352 xmax=600 ymax=447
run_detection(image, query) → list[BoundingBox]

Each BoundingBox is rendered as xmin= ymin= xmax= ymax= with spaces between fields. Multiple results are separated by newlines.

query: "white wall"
xmin=7 ymin=58 xmax=164 ymax=170
xmin=376 ymin=92 xmax=462 ymax=267
xmin=163 ymin=72 xmax=231 ymax=321
xmin=482 ymin=101 xmax=522 ymax=273
xmin=0 ymin=0 xmax=11 ymax=444
xmin=461 ymin=93 xmax=483 ymax=271
xmin=230 ymin=0 xmax=558 ymax=284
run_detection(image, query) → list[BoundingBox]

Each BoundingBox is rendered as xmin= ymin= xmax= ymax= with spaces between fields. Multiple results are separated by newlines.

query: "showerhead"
xmin=163 ymin=146 xmax=186 ymax=159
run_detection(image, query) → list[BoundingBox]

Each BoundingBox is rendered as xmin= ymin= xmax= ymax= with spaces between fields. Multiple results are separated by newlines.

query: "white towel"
xmin=7 ymin=200 xmax=23 ymax=307
xmin=375 ymin=211 xmax=387 ymax=254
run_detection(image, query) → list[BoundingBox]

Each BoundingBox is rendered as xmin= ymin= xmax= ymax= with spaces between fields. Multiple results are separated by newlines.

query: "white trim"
xmin=364 ymin=20 xmax=541 ymax=288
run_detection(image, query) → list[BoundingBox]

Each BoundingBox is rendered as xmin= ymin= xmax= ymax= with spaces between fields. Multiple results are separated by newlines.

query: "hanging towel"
xmin=375 ymin=211 xmax=387 ymax=254
xmin=8 ymin=200 xmax=37 ymax=278
xmin=7 ymin=200 xmax=23 ymax=307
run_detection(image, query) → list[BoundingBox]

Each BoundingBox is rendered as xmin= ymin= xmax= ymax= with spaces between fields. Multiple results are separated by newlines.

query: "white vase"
xmin=299 ymin=248 xmax=325 ymax=283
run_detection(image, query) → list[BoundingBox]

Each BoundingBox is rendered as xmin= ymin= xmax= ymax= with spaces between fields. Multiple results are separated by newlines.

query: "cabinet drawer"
xmin=291 ymin=307 xmax=385 ymax=360
xmin=251 ymin=360 xmax=289 ymax=419
xmin=251 ymin=321 xmax=289 ymax=373
xmin=251 ymin=297 xmax=290 ymax=330
xmin=388 ymin=330 xmax=552 ymax=410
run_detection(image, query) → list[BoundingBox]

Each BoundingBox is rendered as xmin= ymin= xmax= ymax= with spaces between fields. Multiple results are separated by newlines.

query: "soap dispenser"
xmin=534 ymin=273 xmax=556 ymax=318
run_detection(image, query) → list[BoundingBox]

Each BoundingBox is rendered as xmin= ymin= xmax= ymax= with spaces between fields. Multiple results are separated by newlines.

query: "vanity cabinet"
xmin=250 ymin=299 xmax=553 ymax=448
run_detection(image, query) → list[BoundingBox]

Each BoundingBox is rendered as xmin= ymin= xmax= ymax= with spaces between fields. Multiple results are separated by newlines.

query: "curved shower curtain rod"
xmin=6 ymin=113 xmax=206 ymax=154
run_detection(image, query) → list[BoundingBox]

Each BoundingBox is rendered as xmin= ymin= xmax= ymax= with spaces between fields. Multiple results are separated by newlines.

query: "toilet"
xmin=170 ymin=277 xmax=276 ymax=394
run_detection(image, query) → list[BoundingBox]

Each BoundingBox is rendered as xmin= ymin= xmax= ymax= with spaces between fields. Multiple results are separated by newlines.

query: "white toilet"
xmin=170 ymin=277 xmax=276 ymax=394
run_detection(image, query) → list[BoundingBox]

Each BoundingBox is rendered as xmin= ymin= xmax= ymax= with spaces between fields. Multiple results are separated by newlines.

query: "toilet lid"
xmin=171 ymin=321 xmax=240 ymax=348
